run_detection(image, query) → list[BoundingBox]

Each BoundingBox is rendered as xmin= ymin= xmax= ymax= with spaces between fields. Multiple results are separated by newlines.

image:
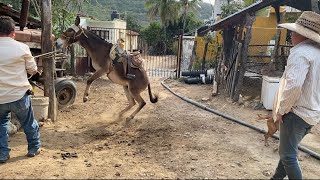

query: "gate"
xmin=138 ymin=37 xmax=179 ymax=78
xmin=88 ymin=27 xmax=179 ymax=78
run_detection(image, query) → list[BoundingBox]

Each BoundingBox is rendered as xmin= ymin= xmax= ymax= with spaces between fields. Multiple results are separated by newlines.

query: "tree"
xmin=220 ymin=1 xmax=244 ymax=18
xmin=176 ymin=0 xmax=202 ymax=34
xmin=125 ymin=12 xmax=142 ymax=32
xmin=140 ymin=22 xmax=166 ymax=54
xmin=145 ymin=0 xmax=180 ymax=28
xmin=51 ymin=0 xmax=91 ymax=37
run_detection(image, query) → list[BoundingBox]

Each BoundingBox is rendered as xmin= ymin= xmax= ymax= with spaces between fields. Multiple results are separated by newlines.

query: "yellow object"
xmin=120 ymin=41 xmax=125 ymax=49
xmin=194 ymin=7 xmax=292 ymax=65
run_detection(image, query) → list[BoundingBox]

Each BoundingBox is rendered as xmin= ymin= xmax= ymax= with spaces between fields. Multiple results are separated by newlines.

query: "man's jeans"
xmin=0 ymin=94 xmax=41 ymax=157
xmin=272 ymin=112 xmax=312 ymax=179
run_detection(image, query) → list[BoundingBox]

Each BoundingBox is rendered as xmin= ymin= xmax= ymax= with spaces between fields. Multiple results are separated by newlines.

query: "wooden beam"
xmin=41 ymin=0 xmax=57 ymax=121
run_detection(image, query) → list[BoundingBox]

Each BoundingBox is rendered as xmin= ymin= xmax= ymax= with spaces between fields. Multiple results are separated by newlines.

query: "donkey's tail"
xmin=148 ymin=84 xmax=158 ymax=103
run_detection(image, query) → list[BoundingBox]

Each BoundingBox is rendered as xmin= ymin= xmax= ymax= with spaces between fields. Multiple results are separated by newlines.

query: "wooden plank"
xmin=41 ymin=0 xmax=57 ymax=121
xmin=231 ymin=43 xmax=243 ymax=100
xmin=233 ymin=13 xmax=256 ymax=102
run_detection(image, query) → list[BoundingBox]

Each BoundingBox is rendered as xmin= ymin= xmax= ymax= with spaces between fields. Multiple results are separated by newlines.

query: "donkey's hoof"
xmin=83 ymin=97 xmax=89 ymax=103
xmin=126 ymin=116 xmax=134 ymax=121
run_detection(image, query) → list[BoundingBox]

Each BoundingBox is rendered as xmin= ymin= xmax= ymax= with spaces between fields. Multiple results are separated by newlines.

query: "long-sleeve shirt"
xmin=276 ymin=39 xmax=320 ymax=125
xmin=0 ymin=37 xmax=37 ymax=104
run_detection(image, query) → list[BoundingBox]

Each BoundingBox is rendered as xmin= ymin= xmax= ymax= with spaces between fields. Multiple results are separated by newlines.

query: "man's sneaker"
xmin=0 ymin=154 xmax=10 ymax=163
xmin=27 ymin=148 xmax=41 ymax=157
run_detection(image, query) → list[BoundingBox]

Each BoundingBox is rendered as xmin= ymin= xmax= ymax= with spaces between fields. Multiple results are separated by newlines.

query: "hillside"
xmin=81 ymin=0 xmax=213 ymax=27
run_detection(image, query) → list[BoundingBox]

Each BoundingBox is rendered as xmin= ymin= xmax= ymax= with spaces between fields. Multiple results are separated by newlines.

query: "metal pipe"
xmin=161 ymin=78 xmax=320 ymax=161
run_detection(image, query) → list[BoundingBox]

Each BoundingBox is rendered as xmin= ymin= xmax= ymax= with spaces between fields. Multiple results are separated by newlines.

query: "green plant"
xmin=220 ymin=1 xmax=244 ymax=18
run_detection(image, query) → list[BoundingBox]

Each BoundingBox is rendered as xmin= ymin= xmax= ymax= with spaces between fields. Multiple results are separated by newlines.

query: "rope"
xmin=33 ymin=50 xmax=61 ymax=59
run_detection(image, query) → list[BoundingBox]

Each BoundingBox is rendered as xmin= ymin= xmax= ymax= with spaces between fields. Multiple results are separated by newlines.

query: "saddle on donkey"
xmin=109 ymin=39 xmax=143 ymax=80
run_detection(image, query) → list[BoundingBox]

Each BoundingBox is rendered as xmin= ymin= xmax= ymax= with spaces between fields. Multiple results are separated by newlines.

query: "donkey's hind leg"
xmin=126 ymin=92 xmax=146 ymax=121
xmin=119 ymin=86 xmax=136 ymax=117
xmin=83 ymin=69 xmax=106 ymax=102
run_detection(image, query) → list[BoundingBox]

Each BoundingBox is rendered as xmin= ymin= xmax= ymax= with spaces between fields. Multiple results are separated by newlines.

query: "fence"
xmin=85 ymin=27 xmax=179 ymax=78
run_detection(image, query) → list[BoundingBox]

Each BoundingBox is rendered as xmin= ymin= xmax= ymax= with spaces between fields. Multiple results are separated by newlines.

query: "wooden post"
xmin=41 ymin=0 xmax=57 ymax=121
xmin=177 ymin=30 xmax=183 ymax=78
xmin=202 ymin=42 xmax=209 ymax=70
xmin=233 ymin=13 xmax=256 ymax=102
xmin=70 ymin=45 xmax=76 ymax=76
xmin=270 ymin=11 xmax=285 ymax=71
xmin=19 ymin=0 xmax=30 ymax=31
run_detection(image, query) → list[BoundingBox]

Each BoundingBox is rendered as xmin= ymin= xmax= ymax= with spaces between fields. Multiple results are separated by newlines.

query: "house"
xmin=78 ymin=12 xmax=139 ymax=52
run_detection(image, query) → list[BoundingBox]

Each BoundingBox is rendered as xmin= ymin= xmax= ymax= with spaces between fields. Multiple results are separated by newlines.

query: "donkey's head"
xmin=56 ymin=16 xmax=86 ymax=49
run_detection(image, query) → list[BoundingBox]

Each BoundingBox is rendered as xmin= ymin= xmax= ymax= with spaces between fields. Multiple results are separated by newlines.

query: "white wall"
xmin=182 ymin=36 xmax=195 ymax=71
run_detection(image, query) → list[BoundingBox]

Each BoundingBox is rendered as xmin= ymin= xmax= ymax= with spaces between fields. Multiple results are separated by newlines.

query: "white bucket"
xmin=31 ymin=96 xmax=49 ymax=121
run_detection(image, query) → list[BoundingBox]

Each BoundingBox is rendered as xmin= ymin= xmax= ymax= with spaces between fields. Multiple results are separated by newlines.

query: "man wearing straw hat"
xmin=271 ymin=11 xmax=320 ymax=179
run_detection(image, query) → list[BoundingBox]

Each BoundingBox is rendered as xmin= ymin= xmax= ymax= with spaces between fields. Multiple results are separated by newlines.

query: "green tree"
xmin=140 ymin=22 xmax=166 ymax=54
xmin=145 ymin=0 xmax=180 ymax=28
xmin=220 ymin=1 xmax=243 ymax=18
xmin=51 ymin=0 xmax=91 ymax=37
xmin=176 ymin=0 xmax=202 ymax=33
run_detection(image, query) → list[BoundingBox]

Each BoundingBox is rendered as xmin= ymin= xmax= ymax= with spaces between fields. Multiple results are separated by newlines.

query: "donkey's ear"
xmin=75 ymin=16 xmax=80 ymax=26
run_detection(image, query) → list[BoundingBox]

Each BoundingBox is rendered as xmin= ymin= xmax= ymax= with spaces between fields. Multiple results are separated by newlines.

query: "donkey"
xmin=57 ymin=16 xmax=158 ymax=120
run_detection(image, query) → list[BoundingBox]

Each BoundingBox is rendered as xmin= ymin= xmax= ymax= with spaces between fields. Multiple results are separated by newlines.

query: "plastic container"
xmin=261 ymin=76 xmax=280 ymax=110
xmin=31 ymin=96 xmax=49 ymax=121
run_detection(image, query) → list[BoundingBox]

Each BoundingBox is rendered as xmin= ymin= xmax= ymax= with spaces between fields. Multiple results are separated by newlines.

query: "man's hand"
xmin=277 ymin=113 xmax=283 ymax=123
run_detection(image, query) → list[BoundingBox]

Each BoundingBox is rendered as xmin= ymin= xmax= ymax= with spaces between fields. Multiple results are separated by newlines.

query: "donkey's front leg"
xmin=83 ymin=69 xmax=107 ymax=102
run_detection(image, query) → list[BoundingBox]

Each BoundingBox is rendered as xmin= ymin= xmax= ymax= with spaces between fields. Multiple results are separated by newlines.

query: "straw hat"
xmin=278 ymin=11 xmax=320 ymax=44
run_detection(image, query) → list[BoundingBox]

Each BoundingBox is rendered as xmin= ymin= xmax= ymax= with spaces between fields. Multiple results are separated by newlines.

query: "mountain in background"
xmin=81 ymin=0 xmax=214 ymax=27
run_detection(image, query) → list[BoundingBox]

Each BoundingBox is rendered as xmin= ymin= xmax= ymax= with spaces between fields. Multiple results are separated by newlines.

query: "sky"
xmin=202 ymin=0 xmax=214 ymax=5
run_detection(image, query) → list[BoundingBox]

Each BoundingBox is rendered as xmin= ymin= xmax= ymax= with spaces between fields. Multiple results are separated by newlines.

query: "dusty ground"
xmin=1 ymin=75 xmax=320 ymax=179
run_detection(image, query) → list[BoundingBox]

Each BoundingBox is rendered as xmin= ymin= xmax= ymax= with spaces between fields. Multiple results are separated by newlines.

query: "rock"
xmin=262 ymin=170 xmax=272 ymax=176
xmin=238 ymin=94 xmax=244 ymax=105
xmin=201 ymin=97 xmax=210 ymax=101
xmin=8 ymin=122 xmax=18 ymax=135
xmin=236 ymin=162 xmax=243 ymax=167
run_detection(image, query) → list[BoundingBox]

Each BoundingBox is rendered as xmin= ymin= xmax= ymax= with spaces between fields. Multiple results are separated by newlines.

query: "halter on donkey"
xmin=57 ymin=16 xmax=158 ymax=121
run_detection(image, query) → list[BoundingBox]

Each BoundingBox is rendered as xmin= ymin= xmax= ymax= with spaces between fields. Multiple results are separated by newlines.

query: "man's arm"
xmin=278 ymin=54 xmax=309 ymax=115
xmin=24 ymin=47 xmax=38 ymax=75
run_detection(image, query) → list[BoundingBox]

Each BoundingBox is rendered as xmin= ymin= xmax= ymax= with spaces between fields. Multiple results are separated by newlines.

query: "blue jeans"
xmin=0 ymin=93 xmax=41 ymax=157
xmin=272 ymin=112 xmax=312 ymax=180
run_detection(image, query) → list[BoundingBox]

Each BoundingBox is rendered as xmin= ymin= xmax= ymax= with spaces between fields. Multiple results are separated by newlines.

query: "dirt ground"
xmin=1 ymin=75 xmax=320 ymax=179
